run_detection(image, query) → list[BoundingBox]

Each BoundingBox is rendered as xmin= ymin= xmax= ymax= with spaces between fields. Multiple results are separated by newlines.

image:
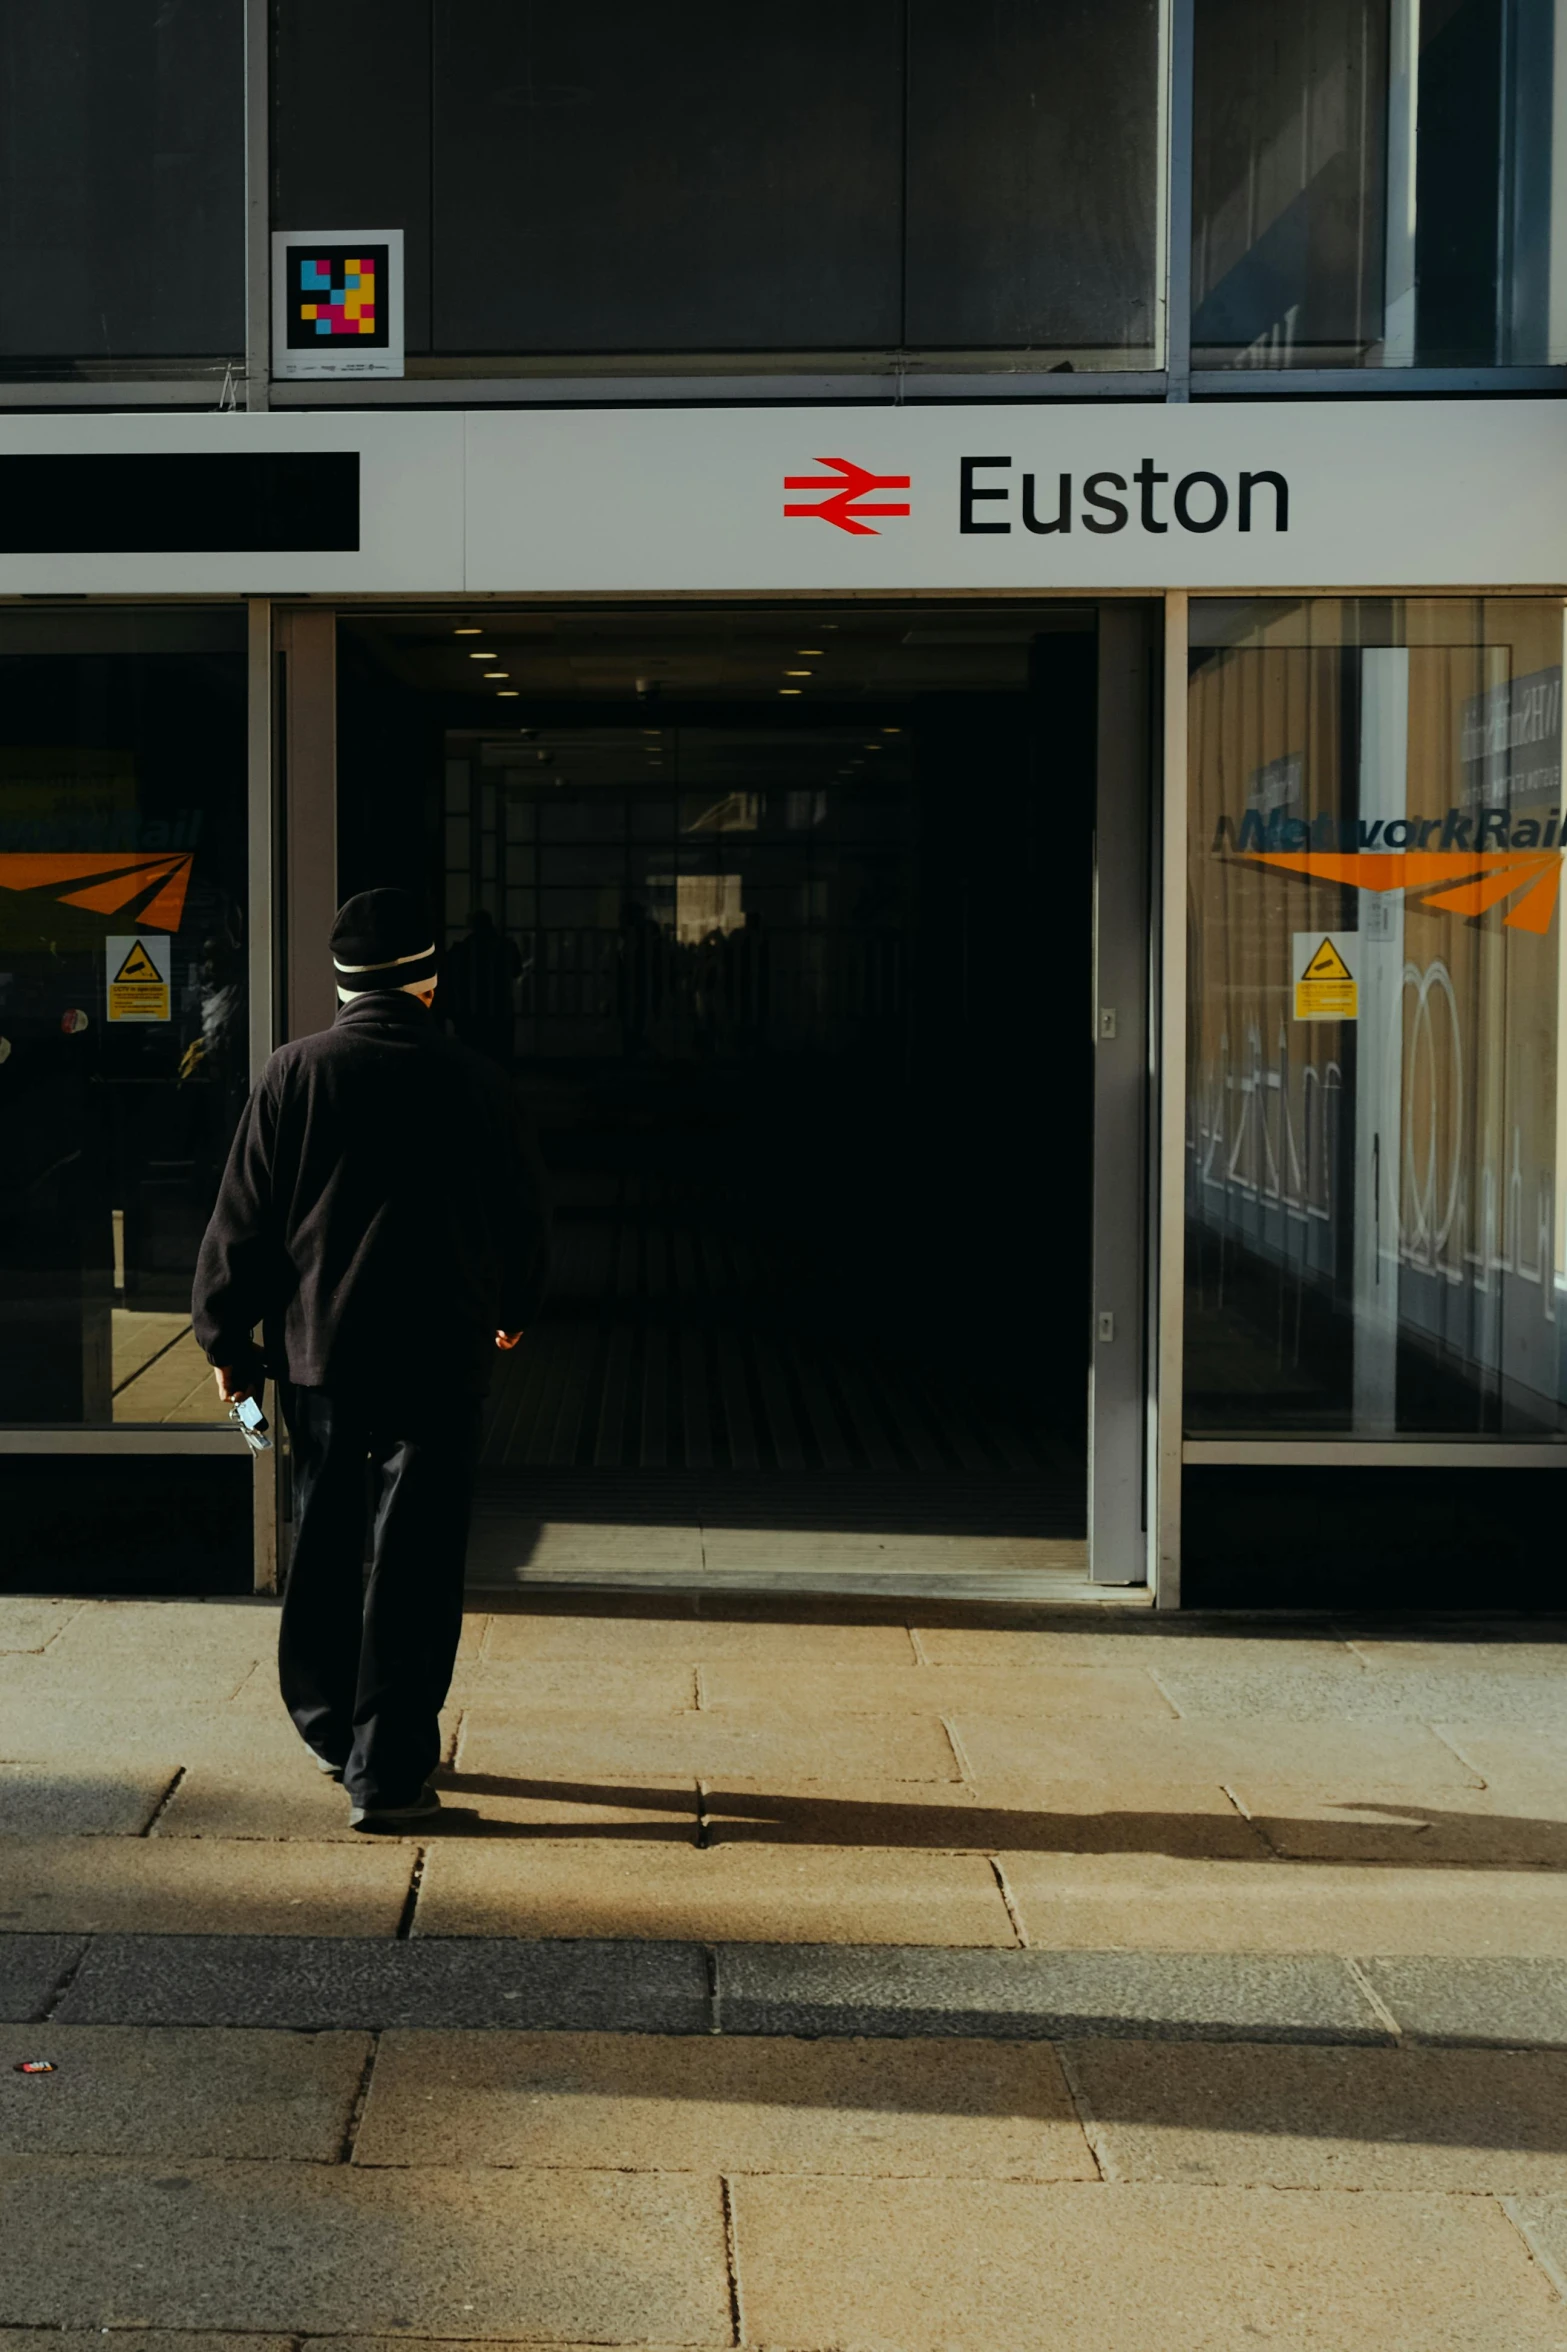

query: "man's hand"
xmin=496 ymin=1330 xmax=523 ymax=1351
xmin=214 ymin=1365 xmax=256 ymax=1404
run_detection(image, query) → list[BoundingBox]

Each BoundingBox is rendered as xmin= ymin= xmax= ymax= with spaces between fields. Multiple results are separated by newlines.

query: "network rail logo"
xmin=1217 ymin=808 xmax=1565 ymax=934
xmin=0 ymin=851 xmax=195 ymax=931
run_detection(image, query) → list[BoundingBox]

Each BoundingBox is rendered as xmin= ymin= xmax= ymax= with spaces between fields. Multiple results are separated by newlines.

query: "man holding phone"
xmin=192 ymin=887 xmax=550 ymax=1830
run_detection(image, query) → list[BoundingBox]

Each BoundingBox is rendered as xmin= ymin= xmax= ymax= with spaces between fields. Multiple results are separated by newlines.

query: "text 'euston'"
xmin=959 ymin=457 xmax=1289 ymax=536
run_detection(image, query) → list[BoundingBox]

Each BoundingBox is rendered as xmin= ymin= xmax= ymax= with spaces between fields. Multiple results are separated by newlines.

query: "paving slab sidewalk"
xmin=1060 ymin=2041 xmax=1567 ymax=2192
xmin=0 ymin=1593 xmax=1564 ymax=2349
xmin=414 ymin=1836 xmax=1016 ymax=1943
xmin=0 ymin=1837 xmax=415 ymax=1936
xmin=353 ymin=2028 xmax=1096 ymax=2178
xmin=0 ymin=2025 xmax=370 ymax=2159
xmin=730 ymin=2176 xmax=1567 ymax=2350
xmin=0 ymin=2158 xmax=731 ymax=2339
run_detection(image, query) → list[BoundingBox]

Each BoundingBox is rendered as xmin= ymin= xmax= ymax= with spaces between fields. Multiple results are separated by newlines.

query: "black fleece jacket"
xmin=191 ymin=993 xmax=551 ymax=1397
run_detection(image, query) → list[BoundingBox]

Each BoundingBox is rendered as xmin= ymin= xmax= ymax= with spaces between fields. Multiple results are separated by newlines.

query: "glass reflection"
xmin=0 ymin=611 xmax=248 ymax=1425
xmin=1194 ymin=0 xmax=1567 ymax=369
xmin=1186 ymin=596 xmax=1567 ymax=1433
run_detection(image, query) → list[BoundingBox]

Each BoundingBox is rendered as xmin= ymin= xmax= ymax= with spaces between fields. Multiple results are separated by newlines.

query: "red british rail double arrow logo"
xmin=783 ymin=457 xmax=912 ymax=537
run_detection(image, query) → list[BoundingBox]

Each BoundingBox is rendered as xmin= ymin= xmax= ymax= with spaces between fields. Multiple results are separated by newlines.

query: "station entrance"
xmin=330 ymin=603 xmax=1139 ymax=1592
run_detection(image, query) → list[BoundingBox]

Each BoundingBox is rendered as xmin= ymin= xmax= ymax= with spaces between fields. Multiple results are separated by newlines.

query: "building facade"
xmin=3 ymin=0 xmax=1566 ymax=1607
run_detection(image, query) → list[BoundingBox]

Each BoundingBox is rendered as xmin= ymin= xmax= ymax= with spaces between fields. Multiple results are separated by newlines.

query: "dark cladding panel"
xmin=905 ymin=0 xmax=1161 ymax=354
xmin=431 ymin=1 xmax=903 ymax=353
xmin=0 ymin=1457 xmax=252 ymax=1596
xmin=0 ymin=454 xmax=359 ymax=552
xmin=0 ymin=0 xmax=243 ymax=359
xmin=273 ymin=0 xmax=433 ymax=355
xmin=1182 ymin=1466 xmax=1567 ymax=1610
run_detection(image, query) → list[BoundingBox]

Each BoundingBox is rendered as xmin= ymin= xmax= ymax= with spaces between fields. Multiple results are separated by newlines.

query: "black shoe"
xmin=348 ymin=1781 xmax=441 ymax=1832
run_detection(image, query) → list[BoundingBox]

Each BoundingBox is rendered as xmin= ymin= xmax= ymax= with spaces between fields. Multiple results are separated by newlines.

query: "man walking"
xmin=192 ymin=888 xmax=550 ymax=1830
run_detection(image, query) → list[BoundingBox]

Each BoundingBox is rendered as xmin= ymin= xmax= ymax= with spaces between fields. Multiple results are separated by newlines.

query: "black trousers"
xmin=279 ymin=1385 xmax=483 ymax=1809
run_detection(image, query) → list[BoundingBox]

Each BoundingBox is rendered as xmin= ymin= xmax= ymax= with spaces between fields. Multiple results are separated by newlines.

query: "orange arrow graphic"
xmin=0 ymin=852 xmax=194 ymax=931
xmin=1241 ymin=848 xmax=1563 ymax=935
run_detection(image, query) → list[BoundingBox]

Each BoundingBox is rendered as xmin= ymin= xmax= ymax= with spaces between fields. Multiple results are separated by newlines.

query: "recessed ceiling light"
xmin=484 ymin=671 xmax=508 ymax=679
xmin=864 ymin=743 xmax=882 ymax=752
xmin=779 ymin=688 xmax=802 ymax=696
xmin=454 ymin=626 xmax=482 ymax=636
xmin=469 ymin=651 xmax=497 ymax=660
xmin=496 ymin=690 xmax=519 ymax=698
xmin=882 ymin=725 xmax=901 ymax=734
xmin=785 ymin=670 xmax=812 ymax=678
xmin=797 ymin=647 xmax=824 ymax=656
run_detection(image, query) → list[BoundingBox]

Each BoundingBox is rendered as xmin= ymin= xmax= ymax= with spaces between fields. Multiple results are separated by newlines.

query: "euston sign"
xmin=0 ymin=402 xmax=1560 ymax=594
xmin=779 ymin=452 xmax=1289 ymax=539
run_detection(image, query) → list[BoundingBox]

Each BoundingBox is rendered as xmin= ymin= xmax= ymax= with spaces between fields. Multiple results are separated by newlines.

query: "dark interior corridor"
xmin=336 ymin=605 xmax=1096 ymax=1548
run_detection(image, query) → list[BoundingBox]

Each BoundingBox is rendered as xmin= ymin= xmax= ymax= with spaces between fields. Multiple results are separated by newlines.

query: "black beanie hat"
xmin=330 ymin=887 xmax=437 ymax=1002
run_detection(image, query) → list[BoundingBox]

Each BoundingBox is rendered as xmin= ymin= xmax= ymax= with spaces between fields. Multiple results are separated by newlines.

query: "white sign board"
xmin=0 ymin=414 xmax=464 ymax=596
xmin=272 ymin=229 xmax=404 ymax=381
xmin=0 ymin=401 xmax=1560 ymax=596
xmin=462 ymin=401 xmax=1567 ymax=595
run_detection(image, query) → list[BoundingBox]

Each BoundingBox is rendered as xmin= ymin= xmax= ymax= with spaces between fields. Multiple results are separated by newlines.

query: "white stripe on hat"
xmin=332 ymin=942 xmax=437 ymax=973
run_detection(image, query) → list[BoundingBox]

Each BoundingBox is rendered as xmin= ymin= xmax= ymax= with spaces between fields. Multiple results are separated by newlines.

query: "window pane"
xmin=431 ymin=1 xmax=903 ymax=353
xmin=0 ymin=0 xmax=242 ymax=363
xmin=1194 ymin=0 xmax=1567 ymax=369
xmin=0 ymin=611 xmax=249 ymax=1425
xmin=273 ymin=0 xmax=433 ymax=355
xmin=1185 ymin=597 xmax=1567 ymax=1435
xmin=1193 ymin=0 xmax=1389 ymax=368
xmin=1416 ymin=0 xmax=1561 ymax=363
xmin=906 ymin=0 xmax=1161 ymax=361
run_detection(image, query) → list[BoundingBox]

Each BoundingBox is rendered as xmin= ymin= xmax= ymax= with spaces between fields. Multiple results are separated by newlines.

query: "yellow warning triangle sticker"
xmin=112 ymin=940 xmax=161 ymax=984
xmin=1303 ymin=937 xmax=1352 ymax=981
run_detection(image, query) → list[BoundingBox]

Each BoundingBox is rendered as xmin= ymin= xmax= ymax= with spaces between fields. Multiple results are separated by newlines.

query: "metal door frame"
xmin=1088 ymin=601 xmax=1158 ymax=1584
xmin=254 ymin=593 xmax=1160 ymax=1595
xmin=248 ymin=601 xmax=338 ymax=1591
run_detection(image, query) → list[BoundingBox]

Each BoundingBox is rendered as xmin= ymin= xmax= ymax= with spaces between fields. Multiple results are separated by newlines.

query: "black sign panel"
xmin=0 ymin=453 xmax=361 ymax=553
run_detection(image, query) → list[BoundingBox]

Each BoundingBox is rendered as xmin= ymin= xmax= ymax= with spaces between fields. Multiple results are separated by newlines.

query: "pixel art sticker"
xmin=288 ymin=248 xmax=387 ymax=345
xmin=272 ymin=229 xmax=403 ymax=379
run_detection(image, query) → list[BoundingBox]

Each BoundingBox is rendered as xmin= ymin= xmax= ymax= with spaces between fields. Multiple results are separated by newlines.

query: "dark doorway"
xmin=336 ymin=605 xmax=1096 ymax=1564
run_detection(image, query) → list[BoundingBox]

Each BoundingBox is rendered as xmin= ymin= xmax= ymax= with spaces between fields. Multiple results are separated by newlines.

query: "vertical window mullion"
xmin=1167 ymin=0 xmax=1196 ymax=396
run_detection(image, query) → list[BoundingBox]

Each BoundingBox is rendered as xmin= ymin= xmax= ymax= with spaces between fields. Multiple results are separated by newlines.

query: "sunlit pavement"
xmin=3 ymin=1591 xmax=1567 ymax=2347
